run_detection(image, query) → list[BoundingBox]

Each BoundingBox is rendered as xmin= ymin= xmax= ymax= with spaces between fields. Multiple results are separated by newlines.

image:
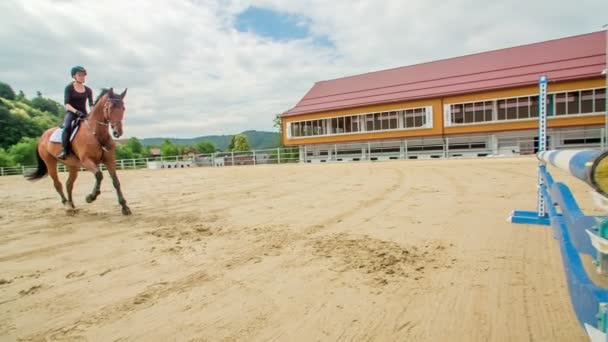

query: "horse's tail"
xmin=25 ymin=144 xmax=47 ymax=181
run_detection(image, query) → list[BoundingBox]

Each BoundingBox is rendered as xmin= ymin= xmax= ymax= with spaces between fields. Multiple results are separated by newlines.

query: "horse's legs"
xmin=66 ymin=166 xmax=79 ymax=208
xmin=105 ymin=161 xmax=131 ymax=215
xmin=80 ymin=159 xmax=103 ymax=203
xmin=46 ymin=159 xmax=71 ymax=210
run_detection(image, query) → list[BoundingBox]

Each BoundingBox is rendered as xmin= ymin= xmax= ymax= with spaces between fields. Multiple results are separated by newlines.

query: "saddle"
xmin=49 ymin=118 xmax=83 ymax=143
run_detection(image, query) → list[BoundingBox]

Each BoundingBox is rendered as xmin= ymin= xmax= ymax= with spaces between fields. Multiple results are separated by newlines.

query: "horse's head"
xmin=100 ymin=88 xmax=127 ymax=138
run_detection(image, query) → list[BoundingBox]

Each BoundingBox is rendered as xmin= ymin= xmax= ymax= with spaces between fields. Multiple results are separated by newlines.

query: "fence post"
xmin=120 ymin=160 xmax=124 ymax=170
xmin=277 ymin=148 xmax=281 ymax=164
xmin=404 ymin=140 xmax=408 ymax=160
xmin=444 ymin=137 xmax=449 ymax=158
xmin=132 ymin=159 xmax=136 ymax=169
xmin=231 ymin=151 xmax=235 ymax=166
xmin=253 ymin=150 xmax=256 ymax=165
xmin=21 ymin=166 xmax=25 ymax=175
xmin=0 ymin=167 xmax=3 ymax=177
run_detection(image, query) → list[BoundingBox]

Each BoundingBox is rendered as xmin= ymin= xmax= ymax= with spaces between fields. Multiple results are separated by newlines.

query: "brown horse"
xmin=26 ymin=88 xmax=132 ymax=215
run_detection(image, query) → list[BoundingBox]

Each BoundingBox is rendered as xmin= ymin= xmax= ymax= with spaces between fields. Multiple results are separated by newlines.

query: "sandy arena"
xmin=0 ymin=157 xmax=596 ymax=341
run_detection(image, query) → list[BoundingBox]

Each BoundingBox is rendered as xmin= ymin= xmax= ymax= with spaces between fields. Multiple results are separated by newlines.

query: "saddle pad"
xmin=50 ymin=124 xmax=80 ymax=143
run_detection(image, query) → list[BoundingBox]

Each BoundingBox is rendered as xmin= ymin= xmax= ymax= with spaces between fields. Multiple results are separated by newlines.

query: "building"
xmin=280 ymin=31 xmax=607 ymax=162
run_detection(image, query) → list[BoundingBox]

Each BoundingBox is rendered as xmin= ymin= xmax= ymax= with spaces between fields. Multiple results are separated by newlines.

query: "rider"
xmin=57 ymin=66 xmax=94 ymax=160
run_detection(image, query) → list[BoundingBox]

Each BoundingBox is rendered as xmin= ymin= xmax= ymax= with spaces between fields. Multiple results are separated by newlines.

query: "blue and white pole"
xmin=537 ymin=76 xmax=548 ymax=217
xmin=537 ymin=149 xmax=608 ymax=198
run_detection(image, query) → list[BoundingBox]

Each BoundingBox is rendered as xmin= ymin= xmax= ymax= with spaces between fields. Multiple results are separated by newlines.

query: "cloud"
xmin=0 ymin=0 xmax=605 ymax=138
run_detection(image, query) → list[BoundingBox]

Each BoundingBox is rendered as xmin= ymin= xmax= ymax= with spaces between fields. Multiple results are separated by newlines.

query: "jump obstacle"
xmin=509 ymin=76 xmax=608 ymax=341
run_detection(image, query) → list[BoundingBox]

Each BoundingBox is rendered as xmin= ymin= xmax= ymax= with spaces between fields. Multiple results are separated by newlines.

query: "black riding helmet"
xmin=71 ymin=66 xmax=87 ymax=77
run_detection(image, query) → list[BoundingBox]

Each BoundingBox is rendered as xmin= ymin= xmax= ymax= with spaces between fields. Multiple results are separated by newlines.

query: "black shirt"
xmin=64 ymin=83 xmax=93 ymax=114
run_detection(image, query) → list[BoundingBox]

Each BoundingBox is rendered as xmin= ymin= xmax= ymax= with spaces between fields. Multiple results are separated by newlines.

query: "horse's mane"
xmin=94 ymin=88 xmax=123 ymax=105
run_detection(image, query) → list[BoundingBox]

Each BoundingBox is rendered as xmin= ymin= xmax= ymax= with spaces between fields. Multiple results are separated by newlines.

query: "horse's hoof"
xmin=65 ymin=205 xmax=76 ymax=216
xmin=86 ymin=194 xmax=94 ymax=203
xmin=121 ymin=207 xmax=132 ymax=216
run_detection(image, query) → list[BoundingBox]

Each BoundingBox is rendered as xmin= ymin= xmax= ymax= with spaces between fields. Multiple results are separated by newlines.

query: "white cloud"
xmin=0 ymin=0 xmax=605 ymax=138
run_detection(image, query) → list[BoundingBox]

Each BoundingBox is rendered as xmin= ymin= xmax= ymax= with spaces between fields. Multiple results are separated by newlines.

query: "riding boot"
xmin=57 ymin=126 xmax=71 ymax=160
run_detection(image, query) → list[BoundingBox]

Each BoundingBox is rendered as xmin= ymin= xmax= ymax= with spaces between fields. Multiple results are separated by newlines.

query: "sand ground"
xmin=0 ymin=157 xmax=595 ymax=341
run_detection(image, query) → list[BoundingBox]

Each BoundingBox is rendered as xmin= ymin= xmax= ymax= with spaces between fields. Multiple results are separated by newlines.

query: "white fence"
xmin=0 ymin=147 xmax=301 ymax=176
xmin=1 ymin=127 xmax=606 ymax=176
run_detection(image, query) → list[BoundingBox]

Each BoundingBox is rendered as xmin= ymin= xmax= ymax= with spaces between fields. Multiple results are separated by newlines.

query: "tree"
xmin=0 ymin=148 xmax=14 ymax=167
xmin=228 ymin=135 xmax=236 ymax=151
xmin=31 ymin=97 xmax=62 ymax=116
xmin=115 ymin=144 xmax=135 ymax=160
xmin=0 ymin=82 xmax=15 ymax=100
xmin=16 ymin=90 xmax=27 ymax=102
xmin=8 ymin=137 xmax=38 ymax=166
xmin=160 ymin=139 xmax=179 ymax=157
xmin=125 ymin=137 xmax=143 ymax=155
xmin=273 ymin=113 xmax=284 ymax=147
xmin=196 ymin=141 xmax=216 ymax=154
xmin=232 ymin=134 xmax=251 ymax=152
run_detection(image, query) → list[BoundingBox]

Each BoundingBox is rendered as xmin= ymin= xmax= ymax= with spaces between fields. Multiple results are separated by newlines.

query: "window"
xmin=530 ymin=96 xmax=539 ymax=117
xmin=366 ymin=114 xmax=374 ymax=131
xmin=517 ymin=97 xmax=529 ymax=119
xmin=352 ymin=116 xmax=359 ymax=132
xmin=497 ymin=100 xmax=506 ymax=120
xmin=444 ymin=87 xmax=604 ymax=128
xmin=506 ymin=99 xmax=517 ymax=120
xmin=414 ymin=108 xmax=425 ymax=127
xmin=581 ymin=90 xmax=594 ymax=113
xmin=567 ymin=91 xmax=579 ymax=114
xmin=291 ymin=122 xmax=299 ymax=137
xmin=331 ymin=118 xmax=338 ymax=133
xmin=374 ymin=113 xmax=382 ymax=131
xmin=289 ymin=106 xmax=429 ymax=138
xmin=484 ymin=101 xmax=493 ymax=121
xmin=555 ymin=93 xmax=566 ymax=115
xmin=452 ymin=104 xmax=464 ymax=124
xmin=389 ymin=111 xmax=398 ymax=129
xmin=344 ymin=116 xmax=352 ymax=133
xmin=596 ymin=89 xmax=606 ymax=114
xmin=464 ymin=103 xmax=474 ymax=123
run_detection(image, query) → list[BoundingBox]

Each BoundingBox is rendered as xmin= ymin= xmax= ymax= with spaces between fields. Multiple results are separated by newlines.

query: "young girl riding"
xmin=58 ymin=66 xmax=94 ymax=160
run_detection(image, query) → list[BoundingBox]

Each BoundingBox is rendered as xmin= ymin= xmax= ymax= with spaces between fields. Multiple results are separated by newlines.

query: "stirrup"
xmin=57 ymin=150 xmax=68 ymax=160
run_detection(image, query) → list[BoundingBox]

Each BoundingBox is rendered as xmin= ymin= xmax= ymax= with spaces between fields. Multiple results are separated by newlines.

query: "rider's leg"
xmin=57 ymin=111 xmax=76 ymax=160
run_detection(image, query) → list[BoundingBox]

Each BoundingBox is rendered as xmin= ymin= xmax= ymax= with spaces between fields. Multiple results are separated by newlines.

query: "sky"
xmin=0 ymin=0 xmax=606 ymax=139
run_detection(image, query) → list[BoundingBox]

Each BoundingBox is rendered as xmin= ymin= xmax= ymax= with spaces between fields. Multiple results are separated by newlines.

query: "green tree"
xmin=273 ymin=113 xmax=284 ymax=147
xmin=125 ymin=137 xmax=143 ymax=155
xmin=31 ymin=97 xmax=62 ymax=116
xmin=0 ymin=148 xmax=14 ymax=167
xmin=0 ymin=82 xmax=15 ymax=100
xmin=160 ymin=139 xmax=179 ymax=157
xmin=115 ymin=144 xmax=135 ymax=160
xmin=8 ymin=137 xmax=38 ymax=166
xmin=228 ymin=135 xmax=236 ymax=151
xmin=232 ymin=134 xmax=251 ymax=152
xmin=15 ymin=90 xmax=27 ymax=102
xmin=196 ymin=141 xmax=216 ymax=154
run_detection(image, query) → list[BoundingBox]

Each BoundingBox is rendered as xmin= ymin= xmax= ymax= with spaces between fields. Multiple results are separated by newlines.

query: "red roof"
xmin=282 ymin=31 xmax=606 ymax=117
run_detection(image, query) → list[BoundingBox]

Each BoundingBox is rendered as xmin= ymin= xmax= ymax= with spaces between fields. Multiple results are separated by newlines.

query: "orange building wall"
xmin=282 ymin=77 xmax=606 ymax=146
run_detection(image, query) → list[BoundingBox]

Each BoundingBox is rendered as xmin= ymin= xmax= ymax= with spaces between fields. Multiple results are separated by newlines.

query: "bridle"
xmin=94 ymin=98 xmax=124 ymax=128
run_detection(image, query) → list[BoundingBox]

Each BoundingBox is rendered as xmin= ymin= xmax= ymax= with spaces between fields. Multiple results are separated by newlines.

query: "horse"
xmin=25 ymin=88 xmax=132 ymax=216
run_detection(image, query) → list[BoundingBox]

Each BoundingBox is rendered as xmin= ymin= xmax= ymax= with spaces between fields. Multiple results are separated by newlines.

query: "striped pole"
xmin=538 ymin=149 xmax=608 ymax=197
xmin=537 ymin=76 xmax=548 ymax=217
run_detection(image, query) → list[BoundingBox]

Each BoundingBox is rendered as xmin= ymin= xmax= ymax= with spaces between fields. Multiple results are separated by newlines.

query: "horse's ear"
xmin=120 ymin=88 xmax=127 ymax=99
xmin=108 ymin=88 xmax=114 ymax=97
